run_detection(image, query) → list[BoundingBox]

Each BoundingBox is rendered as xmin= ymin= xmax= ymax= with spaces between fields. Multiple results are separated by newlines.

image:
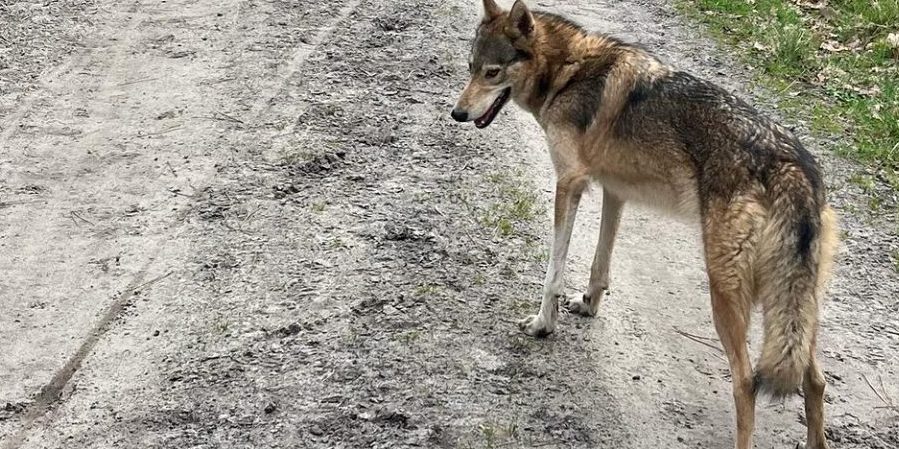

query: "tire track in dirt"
xmin=1 ymin=3 xmax=166 ymax=437
xmin=1 ymin=0 xmax=362 ymax=446
xmin=1 ymin=19 xmax=162 ymax=446
xmin=248 ymin=0 xmax=362 ymax=120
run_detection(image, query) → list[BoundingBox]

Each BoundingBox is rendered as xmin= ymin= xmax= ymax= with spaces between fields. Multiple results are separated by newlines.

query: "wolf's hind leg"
xmin=802 ymin=345 xmax=829 ymax=449
xmin=566 ymin=187 xmax=623 ymax=317
xmin=704 ymin=200 xmax=762 ymax=449
xmin=519 ymin=175 xmax=585 ymax=337
xmin=802 ymin=206 xmax=837 ymax=449
xmin=710 ymin=279 xmax=756 ymax=449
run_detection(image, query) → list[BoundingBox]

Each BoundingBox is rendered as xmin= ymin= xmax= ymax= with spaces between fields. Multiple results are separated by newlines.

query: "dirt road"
xmin=1 ymin=0 xmax=896 ymax=448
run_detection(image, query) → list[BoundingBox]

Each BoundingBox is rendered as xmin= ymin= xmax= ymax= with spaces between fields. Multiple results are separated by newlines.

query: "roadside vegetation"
xmin=677 ymin=0 xmax=899 ymax=191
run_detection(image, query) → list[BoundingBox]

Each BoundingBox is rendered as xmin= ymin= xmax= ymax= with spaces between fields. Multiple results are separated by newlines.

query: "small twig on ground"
xmin=70 ymin=210 xmax=95 ymax=226
xmin=214 ymin=112 xmax=244 ymax=124
xmin=194 ymin=112 xmax=244 ymax=124
xmin=673 ymin=326 xmax=724 ymax=354
xmin=222 ymin=220 xmax=255 ymax=235
xmin=145 ymin=125 xmax=183 ymax=137
xmin=241 ymin=204 xmax=262 ymax=223
xmin=862 ymin=373 xmax=898 ymax=415
xmin=116 ymin=76 xmax=158 ymax=87
xmin=775 ymin=80 xmax=797 ymax=95
xmin=166 ymin=161 xmax=177 ymax=177
xmin=131 ymin=271 xmax=173 ymax=293
xmin=496 ymin=440 xmax=559 ymax=448
xmin=167 ymin=188 xmax=195 ymax=198
xmin=197 ymin=354 xmax=237 ymax=363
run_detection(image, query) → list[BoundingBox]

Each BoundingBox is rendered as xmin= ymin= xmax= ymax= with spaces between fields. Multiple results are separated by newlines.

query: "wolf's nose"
xmin=450 ymin=108 xmax=468 ymax=122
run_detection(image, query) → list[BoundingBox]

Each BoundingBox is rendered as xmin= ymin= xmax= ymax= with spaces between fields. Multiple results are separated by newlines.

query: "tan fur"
xmin=452 ymin=2 xmax=839 ymax=448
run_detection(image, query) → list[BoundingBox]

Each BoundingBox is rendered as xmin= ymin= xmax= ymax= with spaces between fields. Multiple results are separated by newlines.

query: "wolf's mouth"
xmin=474 ymin=88 xmax=511 ymax=129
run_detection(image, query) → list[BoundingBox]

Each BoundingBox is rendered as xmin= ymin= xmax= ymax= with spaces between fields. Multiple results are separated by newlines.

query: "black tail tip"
xmin=752 ymin=371 xmax=800 ymax=399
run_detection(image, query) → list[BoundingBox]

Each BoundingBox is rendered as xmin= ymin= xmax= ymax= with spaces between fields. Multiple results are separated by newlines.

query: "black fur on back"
xmin=616 ymin=71 xmax=825 ymax=261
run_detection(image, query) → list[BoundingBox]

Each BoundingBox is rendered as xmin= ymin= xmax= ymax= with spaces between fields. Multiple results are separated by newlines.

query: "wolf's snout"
xmin=450 ymin=108 xmax=468 ymax=122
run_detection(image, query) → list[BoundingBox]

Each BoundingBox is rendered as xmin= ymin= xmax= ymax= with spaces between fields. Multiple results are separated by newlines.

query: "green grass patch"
xmin=677 ymin=0 xmax=899 ymax=190
xmin=479 ymin=171 xmax=542 ymax=237
xmin=413 ymin=283 xmax=442 ymax=297
xmin=477 ymin=421 xmax=519 ymax=449
xmin=396 ymin=329 xmax=422 ymax=344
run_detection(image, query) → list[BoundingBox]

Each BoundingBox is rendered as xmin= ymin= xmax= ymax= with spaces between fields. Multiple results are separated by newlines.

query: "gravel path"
xmin=0 ymin=0 xmax=896 ymax=448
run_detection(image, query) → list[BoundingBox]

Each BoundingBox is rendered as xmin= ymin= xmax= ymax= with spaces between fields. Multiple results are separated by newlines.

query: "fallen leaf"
xmin=887 ymin=33 xmax=899 ymax=59
xmin=821 ymin=40 xmax=848 ymax=52
xmin=795 ymin=0 xmax=827 ymax=10
xmin=887 ymin=33 xmax=899 ymax=48
xmin=845 ymin=84 xmax=882 ymax=98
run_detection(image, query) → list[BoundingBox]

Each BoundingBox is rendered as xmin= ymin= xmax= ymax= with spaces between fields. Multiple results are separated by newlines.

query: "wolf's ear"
xmin=482 ymin=0 xmax=502 ymax=21
xmin=508 ymin=0 xmax=535 ymax=38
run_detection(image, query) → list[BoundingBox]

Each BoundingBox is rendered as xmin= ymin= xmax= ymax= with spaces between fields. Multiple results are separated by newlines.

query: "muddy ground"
xmin=1 ymin=0 xmax=897 ymax=448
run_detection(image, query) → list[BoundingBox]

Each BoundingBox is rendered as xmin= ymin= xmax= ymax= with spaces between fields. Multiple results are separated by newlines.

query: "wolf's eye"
xmin=485 ymin=68 xmax=500 ymax=78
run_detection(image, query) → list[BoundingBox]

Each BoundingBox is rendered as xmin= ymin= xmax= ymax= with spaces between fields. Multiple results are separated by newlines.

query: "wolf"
xmin=450 ymin=1 xmax=839 ymax=448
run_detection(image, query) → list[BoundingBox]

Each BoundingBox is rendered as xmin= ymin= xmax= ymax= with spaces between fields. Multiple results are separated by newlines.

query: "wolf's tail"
xmin=753 ymin=198 xmax=838 ymax=398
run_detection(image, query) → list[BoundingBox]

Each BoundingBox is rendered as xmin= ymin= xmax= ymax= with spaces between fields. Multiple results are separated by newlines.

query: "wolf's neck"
xmin=512 ymin=14 xmax=627 ymax=118
xmin=517 ymin=41 xmax=621 ymax=119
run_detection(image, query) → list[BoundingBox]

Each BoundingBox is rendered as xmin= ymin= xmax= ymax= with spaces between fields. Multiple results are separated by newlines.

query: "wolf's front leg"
xmin=566 ymin=187 xmax=623 ymax=317
xmin=519 ymin=176 xmax=584 ymax=337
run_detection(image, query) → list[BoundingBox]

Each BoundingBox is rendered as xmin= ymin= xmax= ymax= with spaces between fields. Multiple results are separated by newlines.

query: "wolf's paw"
xmin=517 ymin=314 xmax=554 ymax=338
xmin=563 ymin=295 xmax=597 ymax=317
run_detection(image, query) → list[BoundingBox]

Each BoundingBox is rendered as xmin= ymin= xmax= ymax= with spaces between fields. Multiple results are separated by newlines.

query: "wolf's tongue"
xmin=474 ymin=88 xmax=510 ymax=129
xmin=475 ymin=103 xmax=497 ymax=128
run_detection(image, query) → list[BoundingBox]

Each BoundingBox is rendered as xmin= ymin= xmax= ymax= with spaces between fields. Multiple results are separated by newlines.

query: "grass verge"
xmin=676 ymin=0 xmax=899 ymax=190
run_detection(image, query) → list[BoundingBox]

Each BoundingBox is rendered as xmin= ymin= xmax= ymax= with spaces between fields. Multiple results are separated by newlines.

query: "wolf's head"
xmin=450 ymin=0 xmax=537 ymax=128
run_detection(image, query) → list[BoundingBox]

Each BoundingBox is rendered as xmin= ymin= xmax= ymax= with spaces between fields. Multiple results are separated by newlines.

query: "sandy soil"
xmin=1 ymin=0 xmax=897 ymax=448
